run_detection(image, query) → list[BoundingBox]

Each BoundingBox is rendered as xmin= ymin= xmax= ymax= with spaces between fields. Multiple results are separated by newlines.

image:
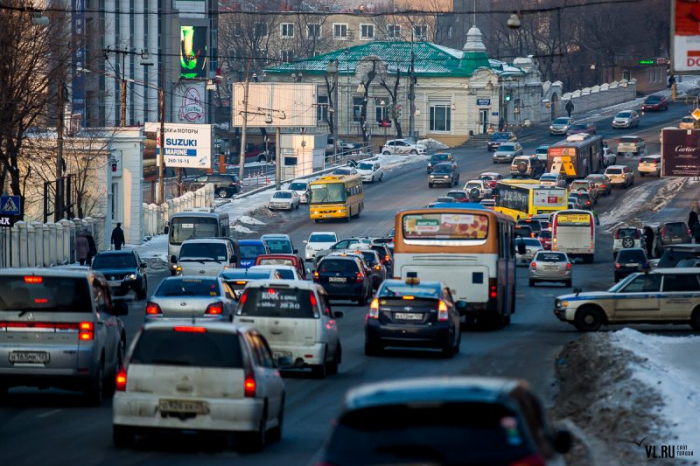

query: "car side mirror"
xmin=230 ymin=255 xmax=238 ymax=265
xmin=140 ymin=263 xmax=147 ymax=268
xmin=303 ymin=240 xmax=308 ymax=244
xmin=551 ymin=428 xmax=573 ymax=454
xmin=170 ymin=255 xmax=177 ymax=263
xmin=333 ymin=311 xmax=344 ymax=319
xmin=293 ymin=249 xmax=298 ymax=254
xmin=517 ymin=242 xmax=526 ymax=255
xmin=276 ymin=355 xmax=294 ymax=368
xmin=112 ymin=299 xmax=129 ymax=316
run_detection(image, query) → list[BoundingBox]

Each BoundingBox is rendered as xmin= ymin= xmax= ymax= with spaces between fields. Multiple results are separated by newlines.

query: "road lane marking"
xmin=36 ymin=409 xmax=62 ymax=418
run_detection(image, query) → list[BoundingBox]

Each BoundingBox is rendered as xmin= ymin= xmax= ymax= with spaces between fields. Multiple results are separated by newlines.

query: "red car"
xmin=254 ymin=253 xmax=306 ymax=280
xmin=478 ymin=172 xmax=503 ymax=190
xmin=538 ymin=229 xmax=552 ymax=250
xmin=445 ymin=190 xmax=470 ymax=203
xmin=642 ymin=95 xmax=668 ymax=111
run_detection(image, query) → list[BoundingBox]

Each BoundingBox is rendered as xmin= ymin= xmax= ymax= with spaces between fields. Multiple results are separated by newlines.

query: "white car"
xmin=463 ymin=180 xmax=492 ymax=199
xmin=248 ymin=264 xmax=301 ymax=280
xmin=356 ymin=161 xmax=384 ymax=183
xmin=113 ymin=322 xmax=286 ymax=451
xmin=287 ymin=180 xmax=310 ymax=203
xmin=381 ymin=139 xmax=427 ymax=155
xmin=539 ymin=172 xmax=567 ymax=188
xmin=304 ymin=231 xmax=339 ymax=260
xmin=235 ymin=280 xmax=344 ymax=378
xmin=515 ymin=237 xmax=544 ymax=266
xmin=602 ymin=145 xmax=617 ymax=166
xmin=638 ymin=155 xmax=661 ymax=177
xmin=268 ymin=190 xmax=300 ymax=210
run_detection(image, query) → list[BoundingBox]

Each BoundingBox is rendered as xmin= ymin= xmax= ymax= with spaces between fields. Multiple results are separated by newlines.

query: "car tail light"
xmin=369 ymin=298 xmax=379 ymax=319
xmin=309 ymin=292 xmax=318 ymax=308
xmin=24 ymin=276 xmax=43 ymax=284
xmin=313 ymin=271 xmax=320 ymax=282
xmin=510 ymin=455 xmax=546 ymax=466
xmin=244 ymin=370 xmax=256 ymax=398
xmin=239 ymin=290 xmax=248 ymax=307
xmin=661 ymin=227 xmax=666 ymax=238
xmin=489 ymin=281 xmax=497 ymax=299
xmin=615 ymin=263 xmax=621 ymax=270
xmin=78 ymin=322 xmax=94 ymax=341
xmin=530 ymin=262 xmax=536 ymax=269
xmin=438 ymin=300 xmax=449 ymax=321
xmin=205 ymin=302 xmax=224 ymax=315
xmin=145 ymin=302 xmax=162 ymax=315
xmin=115 ymin=368 xmax=127 ymax=391
xmin=566 ymin=263 xmax=571 ymax=271
xmin=530 ymin=232 xmax=535 ymax=238
xmin=356 ymin=272 xmax=364 ymax=283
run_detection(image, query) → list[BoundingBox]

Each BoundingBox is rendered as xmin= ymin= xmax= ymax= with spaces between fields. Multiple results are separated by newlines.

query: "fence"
xmin=0 ymin=216 xmax=105 ymax=268
xmin=142 ymin=184 xmax=215 ymax=238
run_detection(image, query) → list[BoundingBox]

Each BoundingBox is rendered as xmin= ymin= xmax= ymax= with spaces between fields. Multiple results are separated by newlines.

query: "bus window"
xmin=170 ymin=218 xmax=219 ymax=245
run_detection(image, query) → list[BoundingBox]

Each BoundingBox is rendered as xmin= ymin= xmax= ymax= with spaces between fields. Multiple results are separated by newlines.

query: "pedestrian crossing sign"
xmin=0 ymin=195 xmax=21 ymax=216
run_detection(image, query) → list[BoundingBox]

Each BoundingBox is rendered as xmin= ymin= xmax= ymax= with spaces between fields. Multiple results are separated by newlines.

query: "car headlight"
xmin=555 ymin=299 xmax=568 ymax=309
xmin=125 ymin=273 xmax=138 ymax=281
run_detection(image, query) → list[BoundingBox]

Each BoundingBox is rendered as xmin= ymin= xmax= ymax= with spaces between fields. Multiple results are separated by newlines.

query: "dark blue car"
xmin=91 ymin=250 xmax=148 ymax=300
xmin=238 ymin=239 xmax=269 ymax=269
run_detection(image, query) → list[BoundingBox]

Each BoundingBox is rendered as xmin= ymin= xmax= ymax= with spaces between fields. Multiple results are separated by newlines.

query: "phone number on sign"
xmin=165 ymin=157 xmax=194 ymax=165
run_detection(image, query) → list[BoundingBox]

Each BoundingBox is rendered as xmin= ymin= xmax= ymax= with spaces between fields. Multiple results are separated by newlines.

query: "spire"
xmin=463 ymin=26 xmax=486 ymax=53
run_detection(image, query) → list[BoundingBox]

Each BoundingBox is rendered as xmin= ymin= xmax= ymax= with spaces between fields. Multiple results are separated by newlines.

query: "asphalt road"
xmin=0 ymin=102 xmax=693 ymax=466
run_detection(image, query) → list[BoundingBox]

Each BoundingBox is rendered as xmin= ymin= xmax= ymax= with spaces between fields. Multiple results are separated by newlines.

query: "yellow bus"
xmin=309 ymin=174 xmax=365 ymax=223
xmin=493 ymin=179 xmax=568 ymax=221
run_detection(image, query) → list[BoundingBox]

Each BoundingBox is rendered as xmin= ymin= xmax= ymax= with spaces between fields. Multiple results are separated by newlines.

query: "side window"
xmin=244 ymin=333 xmax=264 ymax=367
xmin=254 ymin=334 xmax=275 ymax=368
xmin=622 ymin=275 xmax=662 ymax=293
xmin=93 ymin=280 xmax=109 ymax=315
xmin=319 ymin=292 xmax=332 ymax=317
xmin=662 ymin=274 xmax=700 ymax=292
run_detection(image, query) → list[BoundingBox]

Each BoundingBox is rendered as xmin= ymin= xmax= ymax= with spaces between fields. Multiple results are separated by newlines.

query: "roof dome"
xmin=463 ymin=26 xmax=486 ymax=53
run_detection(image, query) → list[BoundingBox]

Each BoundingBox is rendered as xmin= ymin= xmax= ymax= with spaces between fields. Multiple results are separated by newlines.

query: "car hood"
xmin=557 ymin=291 xmax=614 ymax=301
xmin=551 ymin=123 xmax=569 ymax=127
xmin=614 ymin=116 xmax=631 ymax=121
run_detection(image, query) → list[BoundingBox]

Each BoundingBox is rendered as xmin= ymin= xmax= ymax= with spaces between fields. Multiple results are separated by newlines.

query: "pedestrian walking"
xmin=85 ymin=230 xmax=97 ymax=265
xmin=693 ymin=201 xmax=700 ymax=214
xmin=111 ymin=223 xmax=125 ymax=251
xmin=643 ymin=226 xmax=655 ymax=258
xmin=565 ymin=100 xmax=574 ymax=118
xmin=75 ymin=232 xmax=90 ymax=266
xmin=690 ymin=210 xmax=699 ymax=231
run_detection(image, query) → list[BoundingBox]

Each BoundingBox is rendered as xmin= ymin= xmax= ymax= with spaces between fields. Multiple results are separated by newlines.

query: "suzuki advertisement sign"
xmin=144 ymin=123 xmax=212 ymax=168
xmin=661 ymin=128 xmax=700 ymax=176
xmin=672 ymin=0 xmax=700 ymax=73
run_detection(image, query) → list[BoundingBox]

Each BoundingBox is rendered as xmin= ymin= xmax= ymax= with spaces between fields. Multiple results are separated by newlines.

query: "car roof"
xmin=261 ymin=234 xmax=291 ymax=240
xmin=606 ymin=165 xmax=627 ymax=169
xmin=245 ymin=279 xmax=319 ymax=291
xmin=0 ymin=268 xmax=99 ymax=279
xmin=249 ymin=264 xmax=296 ymax=271
xmin=641 ymin=154 xmax=661 ymax=159
xmin=342 ymin=377 xmax=524 ymax=411
xmin=238 ymin=239 xmax=265 ymax=245
xmin=95 ymin=250 xmax=136 ymax=256
xmin=650 ymin=268 xmax=700 ymax=274
xmin=309 ymin=231 xmax=337 ymax=237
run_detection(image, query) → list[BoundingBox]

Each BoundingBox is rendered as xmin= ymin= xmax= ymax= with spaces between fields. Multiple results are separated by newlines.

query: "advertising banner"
xmin=174 ymin=82 xmax=206 ymax=124
xmin=180 ymin=26 xmax=208 ymax=79
xmin=672 ymin=0 xmax=700 ymax=73
xmin=71 ymin=0 xmax=86 ymax=120
xmin=661 ymin=128 xmax=700 ymax=176
xmin=144 ymin=122 xmax=212 ymax=168
xmin=533 ymin=188 xmax=567 ymax=209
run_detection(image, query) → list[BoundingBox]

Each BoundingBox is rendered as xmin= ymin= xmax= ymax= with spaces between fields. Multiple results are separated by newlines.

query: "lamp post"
xmin=326 ymin=59 xmax=339 ymax=163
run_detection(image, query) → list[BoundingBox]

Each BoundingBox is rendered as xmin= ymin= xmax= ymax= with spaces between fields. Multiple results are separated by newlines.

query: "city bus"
xmin=393 ymin=205 xmax=516 ymax=328
xmin=547 ymin=134 xmax=604 ymax=180
xmin=493 ymin=179 xmax=568 ymax=221
xmin=309 ymin=174 xmax=364 ymax=223
xmin=552 ymin=209 xmax=596 ymax=263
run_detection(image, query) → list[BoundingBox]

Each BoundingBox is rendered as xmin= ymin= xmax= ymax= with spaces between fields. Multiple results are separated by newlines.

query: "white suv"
xmin=176 ymin=238 xmax=238 ymax=276
xmin=638 ymin=155 xmax=661 ymax=177
xmin=463 ymin=180 xmax=492 ymax=199
xmin=381 ymin=139 xmax=427 ymax=155
xmin=613 ymin=226 xmax=644 ymax=257
xmin=235 ymin=280 xmax=344 ymax=378
xmin=304 ymin=232 xmax=338 ymax=260
xmin=604 ymin=165 xmax=634 ymax=189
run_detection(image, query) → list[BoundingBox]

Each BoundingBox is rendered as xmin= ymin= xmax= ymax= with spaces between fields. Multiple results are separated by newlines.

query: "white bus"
xmin=552 ymin=209 xmax=595 ymax=263
xmin=168 ymin=209 xmax=230 ymax=261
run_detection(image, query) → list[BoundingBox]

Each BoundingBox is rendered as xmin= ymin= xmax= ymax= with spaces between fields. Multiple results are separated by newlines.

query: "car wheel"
xmin=84 ymin=361 xmax=105 ymax=406
xmin=410 ymin=149 xmax=418 ymax=155
xmin=217 ymin=188 xmax=229 ymax=198
xmin=268 ymin=395 xmax=284 ymax=443
xmin=113 ymin=425 xmax=135 ymax=448
xmin=573 ymin=306 xmax=604 ymax=332
xmin=327 ymin=343 xmax=341 ymax=375
xmin=311 ymin=361 xmax=327 ymax=379
xmin=428 ymin=183 xmax=433 ymax=188
xmin=357 ymin=293 xmax=367 ymax=307
xmin=382 ymin=151 xmax=391 ymax=155
xmin=529 ymin=279 xmax=536 ymax=287
xmin=242 ymin=405 xmax=267 ymax=452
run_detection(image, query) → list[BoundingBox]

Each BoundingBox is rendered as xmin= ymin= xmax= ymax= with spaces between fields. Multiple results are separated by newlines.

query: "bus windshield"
xmin=170 ymin=217 xmax=219 ymax=245
xmin=310 ymin=183 xmax=346 ymax=204
xmin=402 ymin=213 xmax=489 ymax=240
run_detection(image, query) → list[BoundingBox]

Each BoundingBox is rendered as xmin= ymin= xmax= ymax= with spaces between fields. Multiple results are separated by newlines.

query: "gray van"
xmin=175 ymin=238 xmax=240 ymax=277
xmin=0 ymin=268 xmax=128 ymax=404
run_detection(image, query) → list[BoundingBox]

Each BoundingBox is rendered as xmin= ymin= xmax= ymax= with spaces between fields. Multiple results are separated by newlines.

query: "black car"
xmin=183 ymin=174 xmax=241 ymax=198
xmin=370 ymin=243 xmax=393 ymax=277
xmin=614 ymin=248 xmax=649 ymax=282
xmin=487 ymin=131 xmax=516 ymax=151
xmin=91 ymin=250 xmax=148 ymax=300
xmin=516 ymin=219 xmax=542 ymax=237
xmin=428 ymin=162 xmax=460 ymax=188
xmin=314 ymin=256 xmax=373 ymax=305
xmin=318 ymin=377 xmax=572 ymax=466
xmin=365 ymin=273 xmax=461 ymax=357
xmin=426 ymin=152 xmax=455 ymax=173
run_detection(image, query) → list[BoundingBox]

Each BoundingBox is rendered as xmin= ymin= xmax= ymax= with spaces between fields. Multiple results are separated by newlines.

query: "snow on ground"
xmin=418 ymin=138 xmax=449 ymax=151
xmin=232 ymin=224 xmax=254 ymax=234
xmin=610 ymin=329 xmax=700 ymax=452
xmin=239 ymin=215 xmax=265 ymax=225
xmin=676 ymin=75 xmax=700 ymax=94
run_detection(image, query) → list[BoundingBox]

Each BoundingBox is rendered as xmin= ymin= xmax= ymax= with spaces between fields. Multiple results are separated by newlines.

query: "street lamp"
xmin=326 ymin=59 xmax=339 ymax=164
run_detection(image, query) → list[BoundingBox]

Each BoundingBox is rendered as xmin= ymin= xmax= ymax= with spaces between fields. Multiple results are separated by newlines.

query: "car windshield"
xmin=433 ymin=165 xmax=452 ymax=173
xmin=645 ymin=96 xmax=661 ymax=103
xmin=179 ymin=242 xmax=228 ymax=262
xmin=491 ymin=132 xmax=510 ymax=140
xmin=325 ymin=402 xmax=531 ymax=465
xmin=539 ymin=230 xmax=551 ymax=238
xmin=240 ymin=243 xmax=267 ymax=260
xmin=170 ymin=217 xmax=219 ymax=245
xmin=92 ymin=253 xmax=137 ymax=269
xmin=155 ymin=278 xmax=220 ymax=297
xmin=358 ymin=163 xmax=374 ymax=170
xmin=130 ymin=329 xmax=243 ymax=368
xmin=264 ymin=239 xmax=293 ymax=253
xmin=553 ymin=118 xmax=570 ymax=124
xmin=239 ymin=288 xmax=316 ymax=318
xmin=432 ymin=154 xmax=450 ymax=162
xmin=606 ymin=168 xmax=622 ymax=174
xmin=0 ymin=276 xmax=92 ymax=312
xmin=448 ymin=191 xmax=467 ymax=199
xmin=540 ymin=174 xmax=556 ymax=180
xmin=273 ymin=192 xmax=292 ymax=199
xmin=499 ymin=144 xmax=515 ymax=151
xmin=288 ymin=183 xmax=307 ymax=191
xmin=616 ymin=112 xmax=632 ymax=118
xmin=309 ymin=233 xmax=337 ymax=243
xmin=310 ymin=183 xmax=346 ymax=204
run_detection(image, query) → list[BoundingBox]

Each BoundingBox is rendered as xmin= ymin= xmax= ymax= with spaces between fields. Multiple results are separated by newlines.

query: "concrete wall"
xmin=559 ymin=79 xmax=637 ymax=119
xmin=142 ymin=184 xmax=214 ymax=237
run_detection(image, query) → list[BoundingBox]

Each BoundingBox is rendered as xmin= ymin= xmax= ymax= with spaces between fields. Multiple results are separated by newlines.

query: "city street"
xmin=0 ymin=102 xmax=695 ymax=466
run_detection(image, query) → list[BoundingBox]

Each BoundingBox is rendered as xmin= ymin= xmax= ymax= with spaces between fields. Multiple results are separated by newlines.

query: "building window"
xmin=308 ymin=24 xmax=321 ymax=38
xmin=447 ymin=26 xmax=453 ymax=38
xmin=360 ymin=24 xmax=374 ymax=40
xmin=375 ymin=104 xmax=388 ymax=123
xmin=281 ymin=50 xmax=294 ymax=63
xmin=232 ymin=23 xmax=242 ymax=36
xmin=255 ymin=23 xmax=268 ymax=38
xmin=388 ymin=25 xmax=401 ymax=38
xmin=333 ymin=23 xmax=348 ymax=39
xmin=111 ymin=183 xmax=118 ymax=220
xmin=281 ymin=23 xmax=294 ymax=38
xmin=430 ymin=103 xmax=451 ymax=132
xmin=353 ymin=97 xmax=364 ymax=122
xmin=413 ymin=25 xmax=428 ymax=40
xmin=317 ymin=95 xmax=329 ymax=122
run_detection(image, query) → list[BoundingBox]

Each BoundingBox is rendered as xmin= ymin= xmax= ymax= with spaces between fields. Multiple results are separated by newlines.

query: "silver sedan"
xmin=145 ymin=276 xmax=237 ymax=322
xmin=529 ymin=251 xmax=572 ymax=287
xmin=515 ymin=237 xmax=544 ymax=266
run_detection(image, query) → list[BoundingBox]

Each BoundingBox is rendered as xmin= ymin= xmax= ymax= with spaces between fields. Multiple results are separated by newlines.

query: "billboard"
xmin=672 ymin=0 xmax=700 ymax=73
xmin=144 ymin=122 xmax=212 ymax=168
xmin=661 ymin=128 xmax=700 ymax=176
xmin=180 ymin=26 xmax=208 ymax=79
xmin=174 ymin=82 xmax=206 ymax=124
xmin=71 ymin=0 xmax=86 ymax=121
xmin=533 ymin=188 xmax=567 ymax=209
xmin=232 ymin=83 xmax=318 ymax=128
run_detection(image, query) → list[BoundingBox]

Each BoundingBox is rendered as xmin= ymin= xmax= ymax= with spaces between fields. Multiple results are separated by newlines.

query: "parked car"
xmin=478 ymin=171 xmax=503 ymax=189
xmin=549 ymin=117 xmax=575 ymax=135
xmin=92 ymin=250 xmax=148 ymax=300
xmin=612 ymin=110 xmax=640 ymax=129
xmin=492 ymin=142 xmax=523 ymax=163
xmin=585 ymin=174 xmax=612 ymax=196
xmin=304 ymin=231 xmax=339 ymax=261
xmin=642 ymin=94 xmax=669 ymax=111
xmin=638 ymin=154 xmax=662 ymax=177
xmin=487 ymin=131 xmax=517 ymax=151
xmin=183 ymin=174 xmax=241 ymax=198
xmin=356 ymin=161 xmax=384 ymax=183
xmin=614 ymin=248 xmax=650 ymax=282
xmin=613 ymin=226 xmax=644 ymax=258
xmin=539 ymin=172 xmax=567 ymax=188
xmin=463 ymin=179 xmax=493 ymax=200
xmin=313 ymin=255 xmax=373 ymax=305
xmin=529 ymin=251 xmax=572 ymax=287
xmin=534 ymin=144 xmax=550 ymax=162
xmin=604 ymin=165 xmax=634 ymax=189
xmin=236 ymin=280 xmax=343 ymax=378
xmin=655 ymin=221 xmax=693 ymax=257
xmin=381 ymin=139 xmax=427 ymax=155
xmin=566 ymin=123 xmax=597 ymax=136
xmin=616 ymin=136 xmax=646 ymax=155
xmin=680 ymin=115 xmax=695 ymax=130
xmin=569 ymin=179 xmax=598 ymax=203
xmin=287 ymin=180 xmax=310 ymax=203
xmin=268 ymin=190 xmax=300 ymax=210
xmin=428 ymin=162 xmax=460 ymax=188
xmin=510 ymin=155 xmax=545 ymax=179
xmin=427 ymin=152 xmax=454 ymax=173
xmin=145 ymin=276 xmax=237 ymax=322
xmin=112 ymin=322 xmax=285 ymax=450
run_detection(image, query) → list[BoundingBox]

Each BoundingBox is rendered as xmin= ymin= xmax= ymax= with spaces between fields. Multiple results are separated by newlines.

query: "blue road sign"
xmin=0 ymin=195 xmax=21 ymax=216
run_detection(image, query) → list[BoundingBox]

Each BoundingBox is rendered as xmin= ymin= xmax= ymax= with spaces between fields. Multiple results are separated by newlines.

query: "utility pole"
xmin=238 ymin=59 xmax=252 ymax=184
xmin=158 ymin=63 xmax=166 ymax=204
xmin=55 ymin=77 xmax=65 ymax=222
xmin=120 ymin=52 xmax=127 ymax=126
xmin=408 ymin=42 xmax=416 ymax=141
xmin=275 ymin=126 xmax=281 ymax=190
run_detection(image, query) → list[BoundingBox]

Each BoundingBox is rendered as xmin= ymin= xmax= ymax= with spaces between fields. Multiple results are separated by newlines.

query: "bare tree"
xmin=379 ymin=65 xmax=405 ymax=139
xmin=356 ymin=56 xmax=387 ymax=144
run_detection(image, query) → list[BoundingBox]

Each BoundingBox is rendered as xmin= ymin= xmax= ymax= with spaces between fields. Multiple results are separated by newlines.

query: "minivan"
xmin=176 ymin=238 xmax=240 ymax=276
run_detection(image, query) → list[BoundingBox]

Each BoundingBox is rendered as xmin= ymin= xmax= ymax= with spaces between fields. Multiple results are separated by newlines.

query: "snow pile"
xmin=371 ymin=152 xmax=430 ymax=170
xmin=134 ymin=234 xmax=169 ymax=265
xmin=600 ymin=181 xmax=659 ymax=229
xmin=610 ymin=329 xmax=700 ymax=450
xmin=418 ymin=138 xmax=449 ymax=151
xmin=232 ymin=224 xmax=254 ymax=234
xmin=676 ymin=75 xmax=700 ymax=95
xmin=239 ymin=215 xmax=266 ymax=225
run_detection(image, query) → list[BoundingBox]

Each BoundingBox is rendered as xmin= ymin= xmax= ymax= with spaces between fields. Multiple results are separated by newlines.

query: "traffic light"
xmin=505 ymin=93 xmax=512 ymax=102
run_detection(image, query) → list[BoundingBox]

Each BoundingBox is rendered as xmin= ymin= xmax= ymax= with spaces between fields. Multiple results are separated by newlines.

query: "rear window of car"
xmin=319 ymin=259 xmax=360 ymax=273
xmin=325 ymin=402 xmax=531 ymax=465
xmin=617 ymin=249 xmax=647 ymax=263
xmin=92 ymin=253 xmax=137 ymax=269
xmin=606 ymin=168 xmax=622 ymax=175
xmin=264 ymin=239 xmax=293 ymax=253
xmin=431 ymin=154 xmax=450 ymax=162
xmin=515 ymin=226 xmax=533 ymax=236
xmin=659 ymin=250 xmax=699 ymax=268
xmin=130 ymin=329 xmax=243 ymax=368
xmin=617 ymin=228 xmax=639 ymax=238
xmin=240 ymin=244 xmax=267 ymax=260
xmin=539 ymin=230 xmax=552 ymax=238
xmin=155 ymin=278 xmax=221 ymax=297
xmin=240 ymin=288 xmax=316 ymax=318
xmin=448 ymin=191 xmax=468 ymax=199
xmin=536 ymin=252 xmax=566 ymax=262
xmin=553 ymin=118 xmax=570 ymax=124
xmin=273 ymin=192 xmax=292 ymax=199
xmin=517 ymin=220 xmax=542 ymax=232
xmin=0 ymin=276 xmax=92 ymax=312
xmin=540 ymin=174 xmax=556 ymax=180
xmin=620 ymin=137 xmax=637 ymax=143
xmin=665 ymin=223 xmax=690 ymax=236
xmin=288 ymin=182 xmax=307 ymax=191
xmin=258 ymin=258 xmax=294 ymax=267
xmin=516 ymin=238 xmax=541 ymax=247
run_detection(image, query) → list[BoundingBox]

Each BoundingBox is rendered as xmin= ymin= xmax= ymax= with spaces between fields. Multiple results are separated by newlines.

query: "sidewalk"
xmin=646 ymin=178 xmax=700 ymax=225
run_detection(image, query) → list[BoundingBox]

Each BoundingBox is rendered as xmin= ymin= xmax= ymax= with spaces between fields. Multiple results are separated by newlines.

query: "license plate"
xmin=159 ymin=399 xmax=209 ymax=414
xmin=108 ymin=281 xmax=120 ymax=287
xmin=544 ymin=266 xmax=558 ymax=271
xmin=626 ymin=263 xmax=639 ymax=267
xmin=329 ymin=277 xmax=346 ymax=283
xmin=9 ymin=351 xmax=50 ymax=364
xmin=394 ymin=312 xmax=423 ymax=321
xmin=273 ymin=351 xmax=291 ymax=360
